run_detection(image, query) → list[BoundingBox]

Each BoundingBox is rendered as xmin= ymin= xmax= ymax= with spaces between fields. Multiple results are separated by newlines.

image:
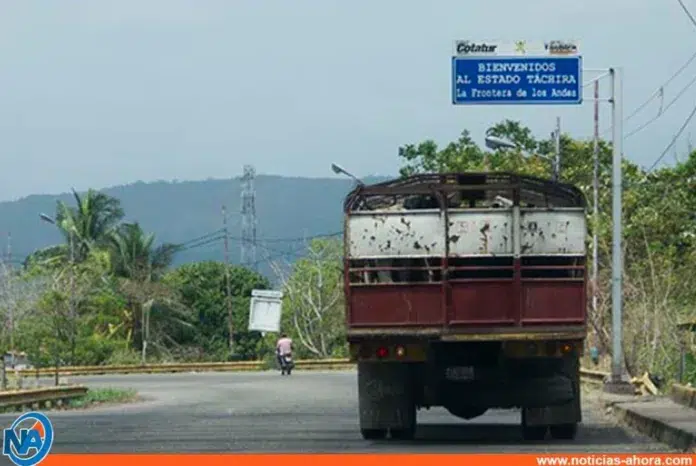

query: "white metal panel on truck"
xmin=447 ymin=210 xmax=514 ymax=256
xmin=347 ymin=210 xmax=445 ymax=258
xmin=519 ymin=208 xmax=586 ymax=255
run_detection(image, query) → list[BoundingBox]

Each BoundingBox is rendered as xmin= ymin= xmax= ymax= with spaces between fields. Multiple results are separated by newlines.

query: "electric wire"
xmin=646 ymin=100 xmax=696 ymax=171
xmin=625 ymin=73 xmax=696 ymax=139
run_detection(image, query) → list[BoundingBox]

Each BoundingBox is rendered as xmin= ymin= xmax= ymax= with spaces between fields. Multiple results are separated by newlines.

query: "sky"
xmin=1 ymin=0 xmax=695 ymax=201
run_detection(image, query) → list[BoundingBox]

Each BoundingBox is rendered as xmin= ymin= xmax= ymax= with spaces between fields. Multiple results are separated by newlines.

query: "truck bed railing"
xmin=344 ymin=172 xmax=586 ymax=212
xmin=347 ymin=256 xmax=585 ymax=286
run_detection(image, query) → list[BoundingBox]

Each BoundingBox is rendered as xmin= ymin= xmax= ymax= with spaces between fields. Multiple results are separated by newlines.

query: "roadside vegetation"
xmin=67 ymin=387 xmax=139 ymax=409
xmin=0 ymin=119 xmax=692 ymax=384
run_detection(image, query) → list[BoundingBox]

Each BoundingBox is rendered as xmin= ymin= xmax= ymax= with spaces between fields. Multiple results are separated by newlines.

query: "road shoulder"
xmin=601 ymin=392 xmax=696 ymax=452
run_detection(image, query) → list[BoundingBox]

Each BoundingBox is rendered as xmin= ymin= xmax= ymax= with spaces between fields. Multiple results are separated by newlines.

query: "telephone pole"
xmin=222 ymin=205 xmax=234 ymax=355
xmin=552 ymin=116 xmax=561 ymax=181
xmin=591 ymin=80 xmax=600 ymax=350
xmin=5 ymin=232 xmax=13 ymax=351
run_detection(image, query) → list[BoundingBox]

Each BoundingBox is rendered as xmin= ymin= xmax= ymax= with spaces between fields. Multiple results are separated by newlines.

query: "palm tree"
xmin=55 ymin=188 xmax=125 ymax=262
xmin=109 ymin=222 xmax=178 ymax=282
xmin=108 ymin=222 xmax=189 ymax=363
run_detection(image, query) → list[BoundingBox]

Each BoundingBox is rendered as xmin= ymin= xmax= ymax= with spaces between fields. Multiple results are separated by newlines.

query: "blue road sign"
xmin=451 ymin=56 xmax=582 ymax=105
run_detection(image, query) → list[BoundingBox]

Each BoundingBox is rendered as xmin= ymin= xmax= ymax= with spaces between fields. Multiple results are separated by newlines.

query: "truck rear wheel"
xmin=549 ymin=423 xmax=578 ymax=440
xmin=521 ymin=409 xmax=548 ymax=441
xmin=357 ymin=362 xmax=417 ymax=441
xmin=361 ymin=428 xmax=387 ymax=440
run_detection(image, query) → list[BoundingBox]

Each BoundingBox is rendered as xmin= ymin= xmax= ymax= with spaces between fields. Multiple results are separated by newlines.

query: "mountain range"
xmin=0 ymin=175 xmax=391 ymax=279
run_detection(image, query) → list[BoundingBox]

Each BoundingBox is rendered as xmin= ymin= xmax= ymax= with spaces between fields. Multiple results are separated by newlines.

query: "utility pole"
xmin=5 ymin=232 xmax=12 ymax=352
xmin=591 ymin=80 xmax=600 ymax=351
xmin=607 ymin=67 xmax=631 ymax=392
xmin=223 ymin=205 xmax=234 ymax=355
xmin=553 ymin=116 xmax=561 ymax=181
xmin=69 ymin=228 xmax=76 ymax=366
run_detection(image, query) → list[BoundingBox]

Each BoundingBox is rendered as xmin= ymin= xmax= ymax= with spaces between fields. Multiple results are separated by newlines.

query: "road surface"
xmin=0 ymin=370 xmax=676 ymax=453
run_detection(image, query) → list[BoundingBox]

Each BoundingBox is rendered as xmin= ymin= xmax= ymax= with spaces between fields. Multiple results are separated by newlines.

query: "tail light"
xmin=376 ymin=346 xmax=389 ymax=358
xmin=560 ymin=342 xmax=574 ymax=354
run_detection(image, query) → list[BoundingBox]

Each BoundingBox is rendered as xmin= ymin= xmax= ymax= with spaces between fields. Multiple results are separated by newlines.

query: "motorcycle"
xmin=278 ymin=351 xmax=294 ymax=375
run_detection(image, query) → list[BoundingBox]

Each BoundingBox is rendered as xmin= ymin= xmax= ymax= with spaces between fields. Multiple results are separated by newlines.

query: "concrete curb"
xmin=671 ymin=383 xmax=696 ymax=410
xmin=603 ymin=396 xmax=696 ymax=452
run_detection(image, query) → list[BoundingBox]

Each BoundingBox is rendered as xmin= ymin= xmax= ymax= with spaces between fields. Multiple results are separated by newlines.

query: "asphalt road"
xmin=0 ymin=370 xmax=677 ymax=453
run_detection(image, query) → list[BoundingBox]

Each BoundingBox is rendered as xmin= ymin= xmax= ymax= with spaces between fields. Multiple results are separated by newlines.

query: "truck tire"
xmin=522 ymin=355 xmax=582 ymax=442
xmin=357 ymin=362 xmax=417 ymax=440
xmin=521 ymin=409 xmax=548 ymax=441
xmin=548 ymin=356 xmax=581 ymax=440
xmin=361 ymin=428 xmax=387 ymax=440
xmin=549 ymin=423 xmax=578 ymax=440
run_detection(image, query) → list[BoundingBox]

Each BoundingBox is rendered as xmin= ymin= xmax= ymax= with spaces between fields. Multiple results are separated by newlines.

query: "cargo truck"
xmin=342 ymin=172 xmax=587 ymax=441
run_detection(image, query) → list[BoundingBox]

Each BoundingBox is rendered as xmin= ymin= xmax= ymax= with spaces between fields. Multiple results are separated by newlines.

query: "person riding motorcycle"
xmin=276 ymin=333 xmax=294 ymax=375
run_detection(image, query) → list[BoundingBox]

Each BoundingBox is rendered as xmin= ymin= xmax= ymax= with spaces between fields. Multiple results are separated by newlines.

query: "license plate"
xmin=445 ymin=366 xmax=475 ymax=381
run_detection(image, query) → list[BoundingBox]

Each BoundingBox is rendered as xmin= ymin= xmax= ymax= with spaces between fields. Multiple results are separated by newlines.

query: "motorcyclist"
xmin=276 ymin=333 xmax=293 ymax=375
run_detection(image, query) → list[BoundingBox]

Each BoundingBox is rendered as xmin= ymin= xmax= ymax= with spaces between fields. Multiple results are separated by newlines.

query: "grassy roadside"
xmin=0 ymin=387 xmax=140 ymax=414
xmin=67 ymin=387 xmax=139 ymax=409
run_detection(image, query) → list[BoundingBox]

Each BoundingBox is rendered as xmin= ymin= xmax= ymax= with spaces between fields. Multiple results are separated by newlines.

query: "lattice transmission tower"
xmin=240 ymin=165 xmax=257 ymax=269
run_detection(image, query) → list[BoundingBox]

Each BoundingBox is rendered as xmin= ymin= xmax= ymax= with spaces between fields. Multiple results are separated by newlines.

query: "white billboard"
xmin=248 ymin=289 xmax=283 ymax=333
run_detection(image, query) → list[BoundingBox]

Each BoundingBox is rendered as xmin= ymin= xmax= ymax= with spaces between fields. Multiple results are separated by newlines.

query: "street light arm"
xmin=39 ymin=213 xmax=56 ymax=225
xmin=330 ymin=163 xmax=364 ymax=186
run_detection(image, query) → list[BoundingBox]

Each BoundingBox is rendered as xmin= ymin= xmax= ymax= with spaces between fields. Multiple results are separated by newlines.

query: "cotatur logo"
xmin=455 ymin=41 xmax=498 ymax=54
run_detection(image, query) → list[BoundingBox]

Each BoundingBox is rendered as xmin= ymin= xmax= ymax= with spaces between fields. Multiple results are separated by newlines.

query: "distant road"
xmin=0 ymin=370 xmax=676 ymax=453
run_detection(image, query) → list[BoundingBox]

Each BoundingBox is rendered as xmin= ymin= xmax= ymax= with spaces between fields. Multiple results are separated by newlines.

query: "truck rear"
xmin=342 ymin=172 xmax=587 ymax=441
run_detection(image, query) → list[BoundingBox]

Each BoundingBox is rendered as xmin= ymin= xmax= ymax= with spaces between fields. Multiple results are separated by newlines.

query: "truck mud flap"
xmin=358 ymin=362 xmax=416 ymax=431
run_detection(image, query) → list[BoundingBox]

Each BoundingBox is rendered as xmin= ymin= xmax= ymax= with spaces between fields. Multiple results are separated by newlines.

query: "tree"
xmin=18 ymin=248 xmax=126 ymax=369
xmin=396 ymin=119 xmax=696 ymax=381
xmin=54 ymin=188 xmax=125 ymax=262
xmin=272 ymin=238 xmax=346 ymax=359
xmin=108 ymin=222 xmax=186 ymax=363
xmin=163 ymin=261 xmax=271 ymax=361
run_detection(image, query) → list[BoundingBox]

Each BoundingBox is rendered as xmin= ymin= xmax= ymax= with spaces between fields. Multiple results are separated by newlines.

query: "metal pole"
xmin=6 ymin=232 xmax=13 ymax=353
xmin=609 ymin=67 xmax=625 ymax=385
xmin=554 ymin=116 xmax=561 ymax=181
xmin=592 ymin=80 xmax=600 ymax=348
xmin=223 ymin=205 xmax=234 ymax=355
xmin=69 ymin=229 xmax=76 ymax=365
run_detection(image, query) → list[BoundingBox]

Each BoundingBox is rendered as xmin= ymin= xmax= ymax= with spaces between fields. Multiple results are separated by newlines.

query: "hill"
xmin=0 ymin=174 xmax=392 ymax=279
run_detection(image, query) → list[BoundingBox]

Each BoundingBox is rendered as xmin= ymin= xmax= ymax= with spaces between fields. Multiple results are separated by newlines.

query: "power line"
xmin=177 ymin=235 xmax=226 ymax=252
xmin=177 ymin=229 xmax=225 ymax=248
xmin=256 ymin=231 xmax=343 ymax=243
xmin=677 ymin=0 xmax=696 ymax=29
xmin=623 ymin=52 xmax=696 ymax=126
xmin=647 ymin=100 xmax=696 ymax=171
xmin=625 ymin=73 xmax=696 ymax=139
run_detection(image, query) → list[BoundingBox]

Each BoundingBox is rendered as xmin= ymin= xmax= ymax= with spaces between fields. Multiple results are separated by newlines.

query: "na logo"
xmin=2 ymin=411 xmax=54 ymax=466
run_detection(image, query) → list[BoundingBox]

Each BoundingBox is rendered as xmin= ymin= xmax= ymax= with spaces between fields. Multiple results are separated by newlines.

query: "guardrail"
xmin=0 ymin=385 xmax=88 ymax=410
xmin=12 ymin=359 xmax=609 ymax=380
